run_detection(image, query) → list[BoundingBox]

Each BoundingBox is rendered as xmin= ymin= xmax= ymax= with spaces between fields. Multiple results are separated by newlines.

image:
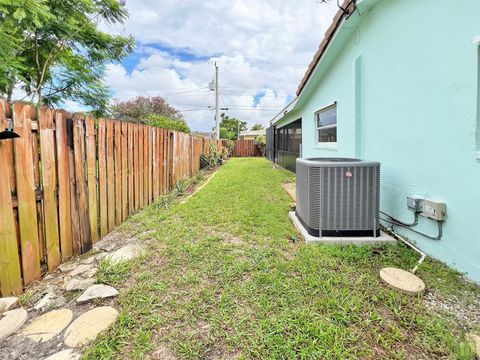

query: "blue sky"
xmin=103 ymin=0 xmax=338 ymax=131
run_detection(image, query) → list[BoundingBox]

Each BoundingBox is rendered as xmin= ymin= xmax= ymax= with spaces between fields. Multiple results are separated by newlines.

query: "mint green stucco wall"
xmin=290 ymin=0 xmax=480 ymax=280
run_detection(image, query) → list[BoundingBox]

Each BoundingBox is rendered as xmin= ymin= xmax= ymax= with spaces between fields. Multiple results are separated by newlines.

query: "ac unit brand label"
xmin=345 ymin=170 xmax=353 ymax=178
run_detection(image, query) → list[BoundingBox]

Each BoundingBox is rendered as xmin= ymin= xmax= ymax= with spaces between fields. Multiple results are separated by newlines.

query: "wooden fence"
xmin=0 ymin=100 xmax=216 ymax=296
xmin=225 ymin=139 xmax=262 ymax=157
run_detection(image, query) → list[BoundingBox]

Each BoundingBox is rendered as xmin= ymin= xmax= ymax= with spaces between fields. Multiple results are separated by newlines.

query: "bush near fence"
xmin=0 ymin=100 xmax=219 ymax=296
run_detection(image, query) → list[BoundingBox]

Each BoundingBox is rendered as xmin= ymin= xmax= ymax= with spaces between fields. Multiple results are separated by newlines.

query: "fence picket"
xmin=127 ymin=122 xmax=134 ymax=213
xmin=106 ymin=120 xmax=115 ymax=230
xmin=121 ymin=122 xmax=128 ymax=221
xmin=85 ymin=116 xmax=98 ymax=242
xmin=98 ymin=119 xmax=108 ymax=237
xmin=39 ymin=107 xmax=61 ymax=270
xmin=0 ymin=100 xmax=23 ymax=295
xmin=13 ymin=103 xmax=41 ymax=285
xmin=72 ymin=117 xmax=92 ymax=254
xmin=55 ymin=110 xmax=73 ymax=259
xmin=114 ymin=121 xmax=122 ymax=225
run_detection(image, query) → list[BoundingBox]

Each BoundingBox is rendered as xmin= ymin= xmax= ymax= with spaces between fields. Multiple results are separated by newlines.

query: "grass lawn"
xmin=84 ymin=158 xmax=479 ymax=359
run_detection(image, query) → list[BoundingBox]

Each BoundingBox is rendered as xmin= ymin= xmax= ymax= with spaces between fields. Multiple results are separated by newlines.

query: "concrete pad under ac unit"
xmin=289 ymin=211 xmax=396 ymax=245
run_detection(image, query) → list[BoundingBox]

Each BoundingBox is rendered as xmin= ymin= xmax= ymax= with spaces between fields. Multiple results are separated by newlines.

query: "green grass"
xmin=83 ymin=158 xmax=479 ymax=359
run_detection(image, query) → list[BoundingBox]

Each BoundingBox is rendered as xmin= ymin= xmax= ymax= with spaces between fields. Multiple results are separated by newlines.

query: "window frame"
xmin=314 ymin=102 xmax=338 ymax=145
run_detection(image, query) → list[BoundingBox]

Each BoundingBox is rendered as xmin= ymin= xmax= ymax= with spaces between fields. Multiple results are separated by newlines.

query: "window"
xmin=315 ymin=103 xmax=337 ymax=143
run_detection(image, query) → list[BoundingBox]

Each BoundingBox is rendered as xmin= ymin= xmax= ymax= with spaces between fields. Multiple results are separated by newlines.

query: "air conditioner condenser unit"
xmin=296 ymin=157 xmax=380 ymax=237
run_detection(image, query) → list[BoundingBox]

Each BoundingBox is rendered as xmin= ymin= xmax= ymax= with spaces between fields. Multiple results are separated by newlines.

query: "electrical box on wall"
xmin=407 ymin=196 xmax=424 ymax=213
xmin=421 ymin=200 xmax=446 ymax=221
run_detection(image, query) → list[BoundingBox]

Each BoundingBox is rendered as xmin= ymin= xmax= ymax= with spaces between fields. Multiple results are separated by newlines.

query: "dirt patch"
xmin=282 ymin=182 xmax=296 ymax=201
xmin=151 ymin=342 xmax=177 ymax=360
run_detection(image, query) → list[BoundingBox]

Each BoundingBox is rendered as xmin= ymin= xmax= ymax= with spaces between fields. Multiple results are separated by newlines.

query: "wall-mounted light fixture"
xmin=0 ymin=118 xmax=20 ymax=141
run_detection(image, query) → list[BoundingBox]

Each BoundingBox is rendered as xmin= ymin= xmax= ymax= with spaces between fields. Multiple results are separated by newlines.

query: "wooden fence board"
xmin=143 ymin=126 xmax=149 ymax=205
xmin=68 ymin=119 xmax=80 ymax=255
xmin=127 ymin=122 xmax=134 ymax=213
xmin=121 ymin=122 xmax=128 ymax=221
xmin=31 ymin=118 xmax=45 ymax=265
xmin=13 ymin=103 xmax=41 ymax=285
xmin=152 ymin=128 xmax=159 ymax=201
xmin=72 ymin=117 xmax=92 ymax=254
xmin=148 ymin=127 xmax=153 ymax=203
xmin=98 ymin=119 xmax=108 ymax=237
xmin=39 ymin=107 xmax=61 ymax=270
xmin=160 ymin=129 xmax=165 ymax=194
xmin=0 ymin=100 xmax=23 ymax=295
xmin=106 ymin=120 xmax=115 ymax=230
xmin=139 ymin=125 xmax=144 ymax=208
xmin=85 ymin=116 xmax=98 ymax=242
xmin=55 ymin=110 xmax=73 ymax=259
xmin=134 ymin=124 xmax=140 ymax=209
xmin=114 ymin=121 xmax=122 ymax=225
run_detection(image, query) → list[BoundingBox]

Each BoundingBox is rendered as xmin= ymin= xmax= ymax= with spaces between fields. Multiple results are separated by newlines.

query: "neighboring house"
xmin=239 ymin=130 xmax=266 ymax=140
xmin=268 ymin=0 xmax=480 ymax=281
xmin=193 ymin=131 xmax=213 ymax=138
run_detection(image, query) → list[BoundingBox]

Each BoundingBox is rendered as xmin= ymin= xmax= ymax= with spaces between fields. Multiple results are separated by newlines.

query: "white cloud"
xmin=102 ymin=0 xmax=338 ymax=131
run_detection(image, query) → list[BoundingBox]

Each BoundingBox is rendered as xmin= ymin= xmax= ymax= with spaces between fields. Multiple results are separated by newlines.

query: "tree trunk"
xmin=6 ymin=82 xmax=14 ymax=102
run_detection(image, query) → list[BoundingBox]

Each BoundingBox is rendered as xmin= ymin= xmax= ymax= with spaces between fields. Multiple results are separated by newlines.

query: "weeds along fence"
xmin=0 ymin=100 xmax=218 ymax=296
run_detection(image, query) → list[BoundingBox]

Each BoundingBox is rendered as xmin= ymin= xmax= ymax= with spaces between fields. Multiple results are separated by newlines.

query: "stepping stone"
xmin=69 ymin=264 xmax=93 ymax=277
xmin=105 ymin=244 xmax=144 ymax=264
xmin=0 ymin=297 xmax=18 ymax=313
xmin=81 ymin=256 xmax=97 ymax=265
xmin=467 ymin=333 xmax=480 ymax=356
xmin=0 ymin=308 xmax=28 ymax=341
xmin=97 ymin=242 xmax=116 ymax=252
xmin=380 ymin=267 xmax=425 ymax=295
xmin=34 ymin=293 xmax=56 ymax=312
xmin=59 ymin=262 xmax=77 ymax=273
xmin=21 ymin=308 xmax=73 ymax=342
xmin=84 ymin=267 xmax=98 ymax=278
xmin=76 ymin=284 xmax=118 ymax=304
xmin=45 ymin=349 xmax=81 ymax=360
xmin=64 ymin=306 xmax=118 ymax=347
xmin=64 ymin=278 xmax=95 ymax=292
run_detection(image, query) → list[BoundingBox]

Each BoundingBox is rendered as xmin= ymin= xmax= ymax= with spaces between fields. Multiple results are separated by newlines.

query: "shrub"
xmin=255 ymin=135 xmax=266 ymax=156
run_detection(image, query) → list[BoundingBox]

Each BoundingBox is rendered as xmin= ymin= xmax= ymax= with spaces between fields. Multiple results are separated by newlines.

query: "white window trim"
xmin=315 ymin=103 xmax=337 ymax=145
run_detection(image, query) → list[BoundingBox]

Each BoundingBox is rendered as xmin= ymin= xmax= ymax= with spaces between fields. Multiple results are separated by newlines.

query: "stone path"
xmin=0 ymin=237 xmax=145 ymax=359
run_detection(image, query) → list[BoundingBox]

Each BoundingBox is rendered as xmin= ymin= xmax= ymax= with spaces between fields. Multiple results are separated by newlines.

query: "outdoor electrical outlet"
xmin=407 ymin=196 xmax=424 ymax=213
xmin=421 ymin=200 xmax=446 ymax=221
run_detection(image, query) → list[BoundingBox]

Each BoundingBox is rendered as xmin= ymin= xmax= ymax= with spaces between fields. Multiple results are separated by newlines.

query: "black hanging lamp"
xmin=0 ymin=118 xmax=20 ymax=140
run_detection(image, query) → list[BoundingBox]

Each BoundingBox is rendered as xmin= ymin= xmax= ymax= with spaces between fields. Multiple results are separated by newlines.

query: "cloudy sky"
xmin=103 ymin=0 xmax=338 ymax=131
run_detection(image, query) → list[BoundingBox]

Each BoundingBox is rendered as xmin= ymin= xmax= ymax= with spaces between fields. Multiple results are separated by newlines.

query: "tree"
xmin=0 ymin=0 xmax=134 ymax=114
xmin=251 ymin=123 xmax=264 ymax=131
xmin=147 ymin=115 xmax=190 ymax=133
xmin=216 ymin=113 xmax=247 ymax=140
xmin=112 ymin=96 xmax=184 ymax=124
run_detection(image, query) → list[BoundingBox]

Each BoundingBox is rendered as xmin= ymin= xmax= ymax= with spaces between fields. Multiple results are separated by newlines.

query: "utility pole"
xmin=214 ymin=62 xmax=220 ymax=140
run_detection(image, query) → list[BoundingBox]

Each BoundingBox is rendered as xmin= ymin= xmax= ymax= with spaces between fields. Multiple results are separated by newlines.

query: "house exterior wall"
xmin=295 ymin=0 xmax=480 ymax=280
